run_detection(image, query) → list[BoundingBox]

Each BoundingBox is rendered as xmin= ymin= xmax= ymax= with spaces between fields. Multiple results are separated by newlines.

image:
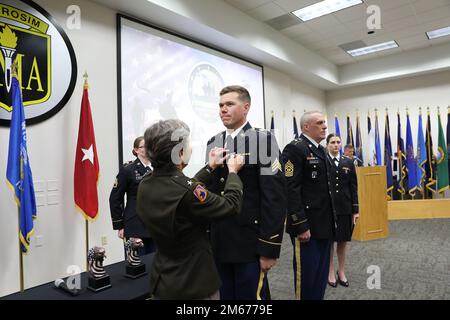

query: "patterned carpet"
xmin=268 ymin=219 xmax=450 ymax=300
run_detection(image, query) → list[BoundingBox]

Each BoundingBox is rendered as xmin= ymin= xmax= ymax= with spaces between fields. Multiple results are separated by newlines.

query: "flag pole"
xmin=17 ymin=210 xmax=24 ymax=292
xmin=83 ymin=71 xmax=90 ymax=272
xmin=11 ymin=66 xmax=25 ymax=292
xmin=85 ymin=220 xmax=89 ymax=271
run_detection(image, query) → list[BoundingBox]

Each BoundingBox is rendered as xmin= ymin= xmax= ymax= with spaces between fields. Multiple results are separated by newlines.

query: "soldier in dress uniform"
xmin=136 ymin=119 xmax=244 ymax=299
xmin=344 ymin=144 xmax=363 ymax=167
xmin=109 ymin=136 xmax=154 ymax=255
xmin=205 ymin=85 xmax=286 ymax=300
xmin=326 ymin=134 xmax=359 ymax=288
xmin=281 ymin=111 xmax=336 ymax=300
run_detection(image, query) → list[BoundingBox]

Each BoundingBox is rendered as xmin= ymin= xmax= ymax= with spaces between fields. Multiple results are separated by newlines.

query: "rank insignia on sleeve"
xmin=272 ymin=158 xmax=282 ymax=173
xmin=113 ymin=178 xmax=118 ymax=188
xmin=193 ymin=185 xmax=207 ymax=203
xmin=285 ymin=160 xmax=294 ymax=177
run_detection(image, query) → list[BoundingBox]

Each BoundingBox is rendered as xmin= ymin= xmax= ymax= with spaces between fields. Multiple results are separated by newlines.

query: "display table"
xmin=2 ymin=254 xmax=154 ymax=300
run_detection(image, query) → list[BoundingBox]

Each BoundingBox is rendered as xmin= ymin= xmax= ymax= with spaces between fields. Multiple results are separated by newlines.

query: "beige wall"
xmin=264 ymin=67 xmax=327 ymax=149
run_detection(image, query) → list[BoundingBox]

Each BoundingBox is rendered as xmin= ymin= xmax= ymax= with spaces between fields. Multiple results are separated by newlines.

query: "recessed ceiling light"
xmin=426 ymin=25 xmax=450 ymax=40
xmin=347 ymin=40 xmax=399 ymax=57
xmin=291 ymin=0 xmax=363 ymax=22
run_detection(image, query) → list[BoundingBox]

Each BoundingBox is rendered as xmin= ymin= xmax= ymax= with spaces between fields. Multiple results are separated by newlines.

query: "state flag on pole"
xmin=436 ymin=110 xmax=449 ymax=193
xmin=335 ymin=114 xmax=342 ymax=156
xmin=384 ymin=111 xmax=393 ymax=194
xmin=270 ymin=111 xmax=275 ymax=135
xmin=74 ymin=78 xmax=100 ymax=221
xmin=397 ymin=112 xmax=406 ymax=194
xmin=425 ymin=109 xmax=436 ymax=195
xmin=346 ymin=115 xmax=354 ymax=147
xmin=405 ymin=112 xmax=416 ymax=196
xmin=355 ymin=114 xmax=363 ymax=164
xmin=293 ymin=111 xmax=299 ymax=139
xmin=416 ymin=111 xmax=427 ymax=192
xmin=6 ymin=76 xmax=37 ymax=253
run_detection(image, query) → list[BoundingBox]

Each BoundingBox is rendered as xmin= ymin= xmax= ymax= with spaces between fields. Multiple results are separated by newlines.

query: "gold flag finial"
xmin=83 ymin=71 xmax=89 ymax=89
xmin=271 ymin=110 xmax=274 ymax=116
xmin=11 ymin=60 xmax=18 ymax=78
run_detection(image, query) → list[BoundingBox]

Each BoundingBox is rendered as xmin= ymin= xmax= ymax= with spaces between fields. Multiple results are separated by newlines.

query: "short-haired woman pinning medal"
xmin=136 ymin=119 xmax=244 ymax=300
xmin=109 ymin=136 xmax=155 ymax=255
xmin=326 ymin=133 xmax=359 ymax=288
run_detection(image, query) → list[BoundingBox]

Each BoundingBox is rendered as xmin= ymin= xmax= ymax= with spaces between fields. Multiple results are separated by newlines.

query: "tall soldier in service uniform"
xmin=109 ymin=136 xmax=154 ymax=255
xmin=326 ymin=134 xmax=359 ymax=288
xmin=205 ymin=85 xmax=286 ymax=300
xmin=281 ymin=111 xmax=336 ymax=300
xmin=137 ymin=120 xmax=244 ymax=299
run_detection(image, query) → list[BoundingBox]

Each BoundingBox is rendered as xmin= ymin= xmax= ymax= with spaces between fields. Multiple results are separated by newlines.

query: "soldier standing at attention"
xmin=281 ymin=111 xmax=335 ymax=300
xmin=206 ymin=85 xmax=286 ymax=300
xmin=109 ymin=136 xmax=154 ymax=255
xmin=326 ymin=134 xmax=359 ymax=288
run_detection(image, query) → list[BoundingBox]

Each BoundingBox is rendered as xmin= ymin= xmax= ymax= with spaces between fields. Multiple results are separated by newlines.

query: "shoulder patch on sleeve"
xmin=113 ymin=178 xmax=118 ymax=188
xmin=193 ymin=184 xmax=208 ymax=203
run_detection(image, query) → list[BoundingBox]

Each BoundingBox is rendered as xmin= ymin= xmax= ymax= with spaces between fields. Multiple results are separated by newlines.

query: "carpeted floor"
xmin=268 ymin=219 xmax=450 ymax=300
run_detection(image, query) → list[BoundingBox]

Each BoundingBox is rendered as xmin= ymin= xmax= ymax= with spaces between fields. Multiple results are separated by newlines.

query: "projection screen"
xmin=118 ymin=15 xmax=265 ymax=176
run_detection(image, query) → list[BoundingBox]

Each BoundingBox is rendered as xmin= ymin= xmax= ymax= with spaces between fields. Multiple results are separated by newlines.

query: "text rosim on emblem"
xmin=0 ymin=0 xmax=77 ymax=126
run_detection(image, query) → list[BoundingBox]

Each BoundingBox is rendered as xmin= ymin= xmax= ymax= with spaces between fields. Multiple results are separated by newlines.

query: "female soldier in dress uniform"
xmin=326 ymin=133 xmax=359 ymax=287
xmin=137 ymin=119 xmax=244 ymax=300
xmin=109 ymin=136 xmax=154 ymax=255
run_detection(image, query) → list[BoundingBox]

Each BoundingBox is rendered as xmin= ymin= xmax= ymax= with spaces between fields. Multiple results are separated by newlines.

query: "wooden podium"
xmin=352 ymin=166 xmax=389 ymax=241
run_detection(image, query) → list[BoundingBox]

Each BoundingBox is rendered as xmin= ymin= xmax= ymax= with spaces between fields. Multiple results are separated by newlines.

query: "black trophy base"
xmin=87 ymin=275 xmax=112 ymax=292
xmin=125 ymin=263 xmax=147 ymax=279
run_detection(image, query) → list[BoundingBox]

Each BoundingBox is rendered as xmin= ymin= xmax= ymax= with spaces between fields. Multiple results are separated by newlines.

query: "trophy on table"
xmin=124 ymin=238 xmax=147 ymax=279
xmin=87 ymin=246 xmax=112 ymax=292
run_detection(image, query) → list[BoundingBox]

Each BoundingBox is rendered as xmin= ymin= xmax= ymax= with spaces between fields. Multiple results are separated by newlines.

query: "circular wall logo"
xmin=0 ymin=0 xmax=77 ymax=126
xmin=188 ymin=63 xmax=224 ymax=123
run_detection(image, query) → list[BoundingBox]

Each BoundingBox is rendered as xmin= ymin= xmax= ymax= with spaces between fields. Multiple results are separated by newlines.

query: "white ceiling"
xmin=225 ymin=0 xmax=450 ymax=65
xmin=91 ymin=0 xmax=450 ymax=89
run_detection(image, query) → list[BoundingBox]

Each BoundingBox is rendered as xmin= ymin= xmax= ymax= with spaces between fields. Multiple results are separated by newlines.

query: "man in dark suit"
xmin=281 ymin=111 xmax=336 ymax=300
xmin=344 ymin=144 xmax=363 ymax=167
xmin=206 ymin=85 xmax=286 ymax=300
xmin=326 ymin=134 xmax=359 ymax=288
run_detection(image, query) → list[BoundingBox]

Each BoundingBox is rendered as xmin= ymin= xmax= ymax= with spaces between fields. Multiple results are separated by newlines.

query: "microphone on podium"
xmin=54 ymin=279 xmax=80 ymax=296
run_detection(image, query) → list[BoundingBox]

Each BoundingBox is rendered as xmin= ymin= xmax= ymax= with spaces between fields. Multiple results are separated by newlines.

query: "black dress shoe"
xmin=328 ymin=280 xmax=337 ymax=288
xmin=337 ymin=272 xmax=349 ymax=287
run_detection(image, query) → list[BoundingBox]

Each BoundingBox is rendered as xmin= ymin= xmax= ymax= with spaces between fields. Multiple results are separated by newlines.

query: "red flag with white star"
xmin=74 ymin=79 xmax=99 ymax=220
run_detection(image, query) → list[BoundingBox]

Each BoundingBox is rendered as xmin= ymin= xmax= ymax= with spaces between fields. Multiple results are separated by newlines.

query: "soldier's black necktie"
xmin=334 ymin=158 xmax=339 ymax=167
xmin=225 ymin=135 xmax=234 ymax=153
